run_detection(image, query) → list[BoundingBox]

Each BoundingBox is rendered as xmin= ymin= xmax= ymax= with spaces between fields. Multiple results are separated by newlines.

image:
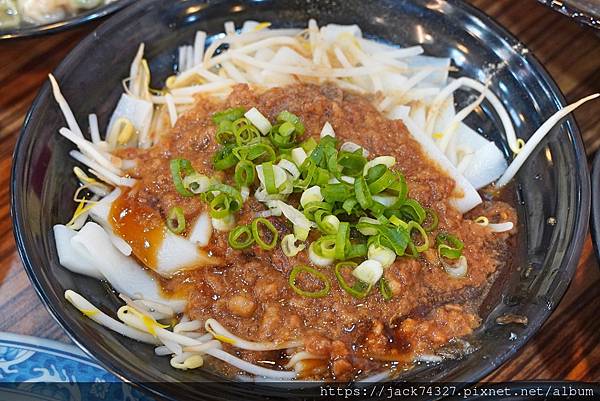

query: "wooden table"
xmin=0 ymin=0 xmax=598 ymax=383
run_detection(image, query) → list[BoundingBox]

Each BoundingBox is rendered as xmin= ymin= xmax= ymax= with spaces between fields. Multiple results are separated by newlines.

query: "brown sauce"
xmin=113 ymin=83 xmax=518 ymax=381
xmin=109 ymin=188 xmax=165 ymax=269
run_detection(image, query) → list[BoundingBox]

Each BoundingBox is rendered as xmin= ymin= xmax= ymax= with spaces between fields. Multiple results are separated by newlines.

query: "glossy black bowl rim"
xmin=11 ymin=0 xmax=590 ymax=398
xmin=590 ymin=151 xmax=600 ymax=263
xmin=0 ymin=0 xmax=135 ymax=40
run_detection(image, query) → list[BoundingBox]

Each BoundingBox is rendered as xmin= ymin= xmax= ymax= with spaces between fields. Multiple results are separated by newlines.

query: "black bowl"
xmin=11 ymin=0 xmax=590 ymax=399
xmin=0 ymin=0 xmax=134 ymax=40
xmin=591 ymin=151 xmax=600 ymax=263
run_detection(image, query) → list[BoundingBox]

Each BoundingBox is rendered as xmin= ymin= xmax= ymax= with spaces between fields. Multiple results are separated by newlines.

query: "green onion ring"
xmin=312 ymin=235 xmax=337 ymax=259
xmin=334 ymin=261 xmax=371 ymax=299
xmin=422 ymin=208 xmax=439 ymax=232
xmin=277 ymin=111 xmax=304 ymax=134
xmin=379 ymin=277 xmax=393 ymax=301
xmin=408 ymin=221 xmax=429 ymax=253
xmin=367 ymin=168 xmax=396 ymax=194
xmin=166 ymin=206 xmax=186 ymax=234
xmin=251 ymin=217 xmax=279 ymax=250
xmin=302 ymin=201 xmax=333 ymax=220
xmin=207 ymin=184 xmax=243 ymax=213
xmin=215 ymin=120 xmax=236 ymax=145
xmin=400 ymin=199 xmax=426 ymax=224
xmin=209 ymin=193 xmax=231 ymax=219
xmin=436 ymin=232 xmax=464 ymax=259
xmin=228 ymin=225 xmax=255 ymax=249
xmin=234 ymin=160 xmax=255 ymax=187
xmin=233 ymin=142 xmax=276 ymax=163
xmin=233 ymin=117 xmax=260 ymax=145
xmin=170 ymin=158 xmax=196 ymax=197
xmin=289 ymin=265 xmax=331 ymax=298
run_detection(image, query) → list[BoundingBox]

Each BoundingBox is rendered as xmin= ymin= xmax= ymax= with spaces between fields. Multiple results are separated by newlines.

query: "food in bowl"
xmin=49 ymin=20 xmax=597 ymax=381
xmin=0 ymin=0 xmax=115 ymax=29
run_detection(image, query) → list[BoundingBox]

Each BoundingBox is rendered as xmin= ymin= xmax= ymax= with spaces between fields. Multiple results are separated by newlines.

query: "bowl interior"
xmin=12 ymin=0 xmax=589 ymax=399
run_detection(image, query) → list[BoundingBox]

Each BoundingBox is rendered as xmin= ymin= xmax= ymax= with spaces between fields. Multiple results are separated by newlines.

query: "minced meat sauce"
xmin=111 ymin=83 xmax=517 ymax=380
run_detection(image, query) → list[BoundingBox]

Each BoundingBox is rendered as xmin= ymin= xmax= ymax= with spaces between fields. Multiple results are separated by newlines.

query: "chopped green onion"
xmin=422 ymin=208 xmax=439 ymax=232
xmin=281 ymin=234 xmax=305 ymax=257
xmin=357 ymin=217 xmax=381 ymax=235
xmin=355 ymin=222 xmax=410 ymax=256
xmin=407 ymin=221 xmax=429 ymax=253
xmin=289 ymin=265 xmax=331 ymax=298
xmin=335 ymin=222 xmax=350 ymax=260
xmin=215 ymin=120 xmax=236 ymax=144
xmin=278 ymin=159 xmax=301 ymax=180
xmin=345 ymin=242 xmax=368 ymax=259
xmin=300 ymin=186 xmax=323 ymax=208
xmin=251 ymin=217 xmax=278 ymax=250
xmin=212 ymin=107 xmax=246 ymax=124
xmin=436 ymin=232 xmax=464 ymax=260
xmin=202 ymin=183 xmax=243 ymax=216
xmin=400 ymin=199 xmax=426 ymax=224
xmin=367 ymin=166 xmax=396 ymax=194
xmin=166 ymin=206 xmax=186 ymax=234
xmin=363 ymin=156 xmax=395 ymax=176
xmin=389 ymin=215 xmax=408 ymax=229
xmin=233 ymin=142 xmax=276 ymax=163
xmin=334 ymin=261 xmax=371 ymax=299
xmin=244 ymin=107 xmax=272 ymax=135
xmin=354 ymin=177 xmax=373 ymax=209
xmin=182 ymin=173 xmax=210 ymax=194
xmin=260 ymin=162 xmax=278 ymax=194
xmin=277 ymin=111 xmax=305 ymax=135
xmin=341 ymin=197 xmax=358 ymax=215
xmin=213 ymin=144 xmax=238 ymax=170
xmin=294 ymin=225 xmax=310 ymax=242
xmin=278 ymin=121 xmax=295 ymax=136
xmin=234 ymin=160 xmax=255 ymax=187
xmin=270 ymin=118 xmax=300 ymax=149
xmin=228 ymin=225 xmax=255 ymax=249
xmin=312 ymin=235 xmax=337 ymax=259
xmin=170 ymin=158 xmax=196 ymax=197
xmin=337 ymin=150 xmax=366 ymax=177
xmin=291 ymin=147 xmax=308 ymax=166
xmin=388 ymin=173 xmax=408 ymax=205
xmin=301 ymin=137 xmax=318 ymax=154
xmin=315 ymin=213 xmax=339 ymax=235
xmin=233 ymin=117 xmax=260 ymax=145
xmin=209 ymin=193 xmax=232 ymax=219
xmin=367 ymin=244 xmax=396 ymax=267
xmin=352 ymin=259 xmax=383 ymax=285
xmin=302 ymin=201 xmax=333 ymax=221
xmin=322 ymin=183 xmax=351 ymax=203
xmin=379 ymin=277 xmax=393 ymax=301
xmin=320 ymin=121 xmax=335 ymax=138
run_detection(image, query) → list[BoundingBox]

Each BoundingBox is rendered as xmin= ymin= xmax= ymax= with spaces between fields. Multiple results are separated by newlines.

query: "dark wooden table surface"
xmin=0 ymin=0 xmax=598 ymax=383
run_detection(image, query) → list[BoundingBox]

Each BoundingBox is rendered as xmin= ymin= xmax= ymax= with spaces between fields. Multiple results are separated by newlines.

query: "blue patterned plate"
xmin=0 ymin=332 xmax=152 ymax=400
